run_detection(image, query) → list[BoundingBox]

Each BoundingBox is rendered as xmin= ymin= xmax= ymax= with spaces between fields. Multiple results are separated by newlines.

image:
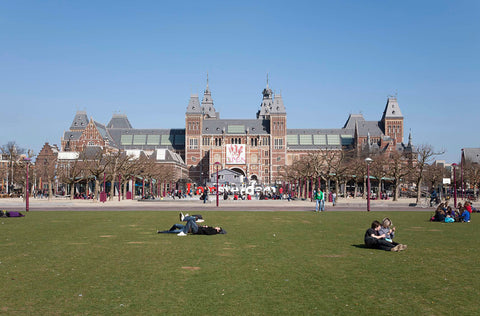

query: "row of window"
xmin=199 ymin=136 xmax=275 ymax=147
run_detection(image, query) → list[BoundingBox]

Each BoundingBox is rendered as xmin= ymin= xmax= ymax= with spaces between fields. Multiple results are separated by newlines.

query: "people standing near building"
xmin=319 ymin=189 xmax=326 ymax=211
xmin=314 ymin=188 xmax=324 ymax=212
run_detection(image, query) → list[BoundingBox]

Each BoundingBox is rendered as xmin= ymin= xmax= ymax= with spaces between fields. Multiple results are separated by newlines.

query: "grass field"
xmin=1 ymin=210 xmax=478 ymax=315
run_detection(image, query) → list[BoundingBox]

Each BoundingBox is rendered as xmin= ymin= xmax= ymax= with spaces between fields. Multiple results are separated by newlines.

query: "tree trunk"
xmin=354 ymin=181 xmax=358 ymax=199
xmin=377 ymin=180 xmax=382 ymax=200
xmin=416 ymin=178 xmax=422 ymax=203
xmin=363 ymin=179 xmax=366 ymax=199
xmin=109 ymin=172 xmax=116 ymax=201
xmin=393 ymin=179 xmax=399 ymax=201
xmin=48 ymin=179 xmax=53 ymax=200
xmin=95 ymin=178 xmax=100 ymax=202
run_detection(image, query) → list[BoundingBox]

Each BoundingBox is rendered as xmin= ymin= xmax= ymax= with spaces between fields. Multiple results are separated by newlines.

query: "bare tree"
xmin=104 ymin=151 xmax=131 ymax=200
xmin=369 ymin=153 xmax=389 ymax=198
xmin=57 ymin=157 xmax=85 ymax=200
xmin=463 ymin=161 xmax=480 ymax=198
xmin=81 ymin=149 xmax=109 ymax=201
xmin=386 ymin=151 xmax=414 ymax=201
xmin=1 ymin=141 xmax=26 ymax=194
xmin=35 ymin=145 xmax=57 ymax=200
xmin=413 ymin=144 xmax=444 ymax=203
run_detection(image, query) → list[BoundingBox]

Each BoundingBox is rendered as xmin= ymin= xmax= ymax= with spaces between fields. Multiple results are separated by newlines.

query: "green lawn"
xmin=1 ymin=210 xmax=478 ymax=315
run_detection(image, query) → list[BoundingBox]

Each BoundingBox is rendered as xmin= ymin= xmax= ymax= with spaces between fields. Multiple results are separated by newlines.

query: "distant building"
xmin=60 ymin=78 xmax=412 ymax=184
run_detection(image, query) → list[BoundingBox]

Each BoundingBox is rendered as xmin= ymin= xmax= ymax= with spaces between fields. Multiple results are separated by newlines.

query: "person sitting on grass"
xmin=464 ymin=201 xmax=476 ymax=214
xmin=378 ymin=218 xmax=396 ymax=242
xmin=432 ymin=204 xmax=446 ymax=222
xmin=460 ymin=208 xmax=471 ymax=223
xmin=364 ymin=220 xmax=407 ymax=252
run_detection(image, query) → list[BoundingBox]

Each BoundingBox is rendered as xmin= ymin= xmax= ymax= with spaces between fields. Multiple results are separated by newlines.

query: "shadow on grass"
xmin=351 ymin=244 xmax=368 ymax=249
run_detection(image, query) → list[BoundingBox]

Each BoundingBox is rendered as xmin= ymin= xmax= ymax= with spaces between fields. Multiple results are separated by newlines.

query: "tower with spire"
xmin=381 ymin=96 xmax=404 ymax=144
xmin=257 ymin=75 xmax=287 ymax=181
xmin=201 ymin=74 xmax=217 ymax=119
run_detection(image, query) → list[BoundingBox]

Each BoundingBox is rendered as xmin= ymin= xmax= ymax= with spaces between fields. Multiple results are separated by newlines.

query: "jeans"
xmin=315 ymin=199 xmax=321 ymax=212
xmin=182 ymin=216 xmax=198 ymax=234
xmin=319 ymin=200 xmax=325 ymax=211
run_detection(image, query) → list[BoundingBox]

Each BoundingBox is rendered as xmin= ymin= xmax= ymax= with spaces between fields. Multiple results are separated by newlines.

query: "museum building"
xmin=61 ymin=79 xmax=411 ymax=185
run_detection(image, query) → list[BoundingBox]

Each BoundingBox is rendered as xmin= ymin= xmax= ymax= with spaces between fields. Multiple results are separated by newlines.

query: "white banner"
xmin=226 ymin=144 xmax=246 ymax=164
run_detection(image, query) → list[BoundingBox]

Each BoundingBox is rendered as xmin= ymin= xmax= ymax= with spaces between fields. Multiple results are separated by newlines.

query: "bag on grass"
xmin=7 ymin=211 xmax=24 ymax=217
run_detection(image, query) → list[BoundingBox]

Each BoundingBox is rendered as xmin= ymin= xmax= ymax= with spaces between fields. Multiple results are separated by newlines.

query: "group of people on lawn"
xmin=431 ymin=200 xmax=474 ymax=223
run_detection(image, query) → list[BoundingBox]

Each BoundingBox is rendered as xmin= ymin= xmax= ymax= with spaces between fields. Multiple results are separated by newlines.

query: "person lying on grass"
xmin=158 ymin=213 xmax=226 ymax=236
xmin=364 ymin=220 xmax=407 ymax=252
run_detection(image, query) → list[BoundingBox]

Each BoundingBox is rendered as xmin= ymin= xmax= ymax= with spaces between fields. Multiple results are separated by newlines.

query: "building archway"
xmin=250 ymin=174 xmax=258 ymax=182
xmin=230 ymin=167 xmax=245 ymax=177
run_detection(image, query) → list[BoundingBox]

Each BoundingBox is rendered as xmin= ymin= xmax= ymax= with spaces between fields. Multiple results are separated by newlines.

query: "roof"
xmin=463 ymin=148 xmax=480 ymax=164
xmin=57 ymin=152 xmax=80 ymax=160
xmin=286 ymin=128 xmax=354 ymax=149
xmin=107 ymin=114 xmax=133 ymax=129
xmin=93 ymin=121 xmax=116 ymax=145
xmin=109 ymin=128 xmax=186 ymax=150
xmin=381 ymin=97 xmax=403 ymax=120
xmin=355 ymin=120 xmax=384 ymax=137
xmin=70 ymin=111 xmax=89 ymax=130
xmin=343 ymin=114 xmax=365 ymax=129
xmin=63 ymin=130 xmax=83 ymax=141
xmin=186 ymin=94 xmax=202 ymax=114
xmin=202 ymin=119 xmax=270 ymax=135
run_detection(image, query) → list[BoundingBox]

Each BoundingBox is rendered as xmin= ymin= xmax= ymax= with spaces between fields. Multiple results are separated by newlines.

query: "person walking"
xmin=314 ymin=188 xmax=323 ymax=212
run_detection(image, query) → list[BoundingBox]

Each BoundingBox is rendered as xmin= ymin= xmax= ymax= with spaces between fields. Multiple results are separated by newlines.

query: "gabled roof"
xmin=355 ymin=120 xmax=383 ymax=137
xmin=93 ymin=120 xmax=116 ymax=146
xmin=343 ymin=114 xmax=365 ymax=129
xmin=107 ymin=114 xmax=133 ymax=129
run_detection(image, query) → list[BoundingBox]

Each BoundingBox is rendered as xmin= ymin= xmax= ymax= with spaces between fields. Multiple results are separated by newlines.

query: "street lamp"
xmin=214 ymin=162 xmax=221 ymax=207
xmin=452 ymin=163 xmax=457 ymax=207
xmin=365 ymin=157 xmax=373 ymax=212
xmin=24 ymin=158 xmax=31 ymax=212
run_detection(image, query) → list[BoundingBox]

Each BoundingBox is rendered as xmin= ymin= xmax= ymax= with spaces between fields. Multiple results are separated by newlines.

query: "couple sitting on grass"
xmin=158 ymin=212 xmax=227 ymax=236
xmin=364 ymin=218 xmax=407 ymax=252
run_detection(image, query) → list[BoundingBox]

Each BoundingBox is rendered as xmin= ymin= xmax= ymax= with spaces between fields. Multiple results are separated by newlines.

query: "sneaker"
xmin=179 ymin=212 xmax=184 ymax=221
xmin=390 ymin=245 xmax=401 ymax=252
xmin=399 ymin=244 xmax=408 ymax=251
xmin=177 ymin=231 xmax=187 ymax=236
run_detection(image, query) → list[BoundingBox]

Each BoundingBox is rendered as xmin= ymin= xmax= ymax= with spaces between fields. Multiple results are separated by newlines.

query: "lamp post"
xmin=460 ymin=153 xmax=464 ymax=199
xmin=365 ymin=157 xmax=373 ymax=212
xmin=24 ymin=158 xmax=31 ymax=212
xmin=452 ymin=163 xmax=457 ymax=207
xmin=214 ymin=162 xmax=220 ymax=207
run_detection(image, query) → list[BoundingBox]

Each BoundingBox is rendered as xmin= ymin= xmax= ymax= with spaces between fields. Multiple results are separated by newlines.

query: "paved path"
xmin=0 ymin=196 xmax=457 ymax=212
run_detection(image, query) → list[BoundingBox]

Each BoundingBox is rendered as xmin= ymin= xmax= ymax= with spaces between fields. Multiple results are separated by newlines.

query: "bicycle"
xmin=420 ymin=197 xmax=430 ymax=208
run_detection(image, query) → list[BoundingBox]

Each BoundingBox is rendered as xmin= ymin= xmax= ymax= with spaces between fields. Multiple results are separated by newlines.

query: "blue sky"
xmin=1 ymin=0 xmax=478 ymax=163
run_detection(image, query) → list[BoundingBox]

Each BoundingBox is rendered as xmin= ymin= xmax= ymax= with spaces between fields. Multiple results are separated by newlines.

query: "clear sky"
xmin=1 ymin=0 xmax=478 ymax=163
